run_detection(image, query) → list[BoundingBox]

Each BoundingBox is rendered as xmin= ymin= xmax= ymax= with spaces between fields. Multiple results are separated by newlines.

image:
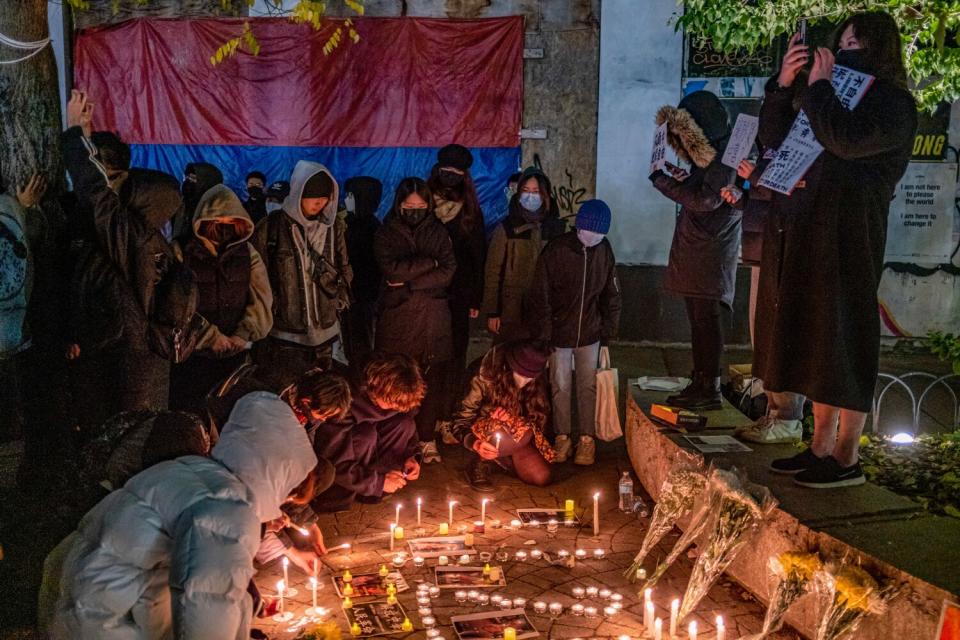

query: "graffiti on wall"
xmin=532 ymin=153 xmax=589 ymax=221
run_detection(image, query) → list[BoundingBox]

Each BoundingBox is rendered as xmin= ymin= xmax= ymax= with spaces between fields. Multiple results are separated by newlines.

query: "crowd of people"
xmin=0 ymin=9 xmax=918 ymax=639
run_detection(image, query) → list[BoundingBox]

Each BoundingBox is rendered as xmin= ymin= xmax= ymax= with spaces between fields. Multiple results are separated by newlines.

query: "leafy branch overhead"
xmin=676 ymin=0 xmax=960 ymax=112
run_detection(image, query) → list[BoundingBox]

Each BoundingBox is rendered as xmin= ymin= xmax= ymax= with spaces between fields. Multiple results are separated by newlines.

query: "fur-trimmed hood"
xmin=656 ymin=91 xmax=731 ymax=169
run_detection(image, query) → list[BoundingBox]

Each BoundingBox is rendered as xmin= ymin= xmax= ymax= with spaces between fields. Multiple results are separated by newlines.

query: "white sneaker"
xmin=421 ymin=441 xmax=442 ymax=464
xmin=438 ymin=421 xmax=459 ymax=445
xmin=574 ymin=436 xmax=596 ymax=466
xmin=735 ymin=416 xmax=802 ymax=444
xmin=554 ymin=435 xmax=572 ymax=463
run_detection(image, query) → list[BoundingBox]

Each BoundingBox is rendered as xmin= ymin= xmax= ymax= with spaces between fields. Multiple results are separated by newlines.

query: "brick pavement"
xmin=252 ymin=444 xmax=800 ymax=640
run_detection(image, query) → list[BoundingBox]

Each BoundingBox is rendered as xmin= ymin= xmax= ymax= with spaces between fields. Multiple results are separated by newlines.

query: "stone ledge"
xmin=626 ymin=385 xmax=958 ymax=639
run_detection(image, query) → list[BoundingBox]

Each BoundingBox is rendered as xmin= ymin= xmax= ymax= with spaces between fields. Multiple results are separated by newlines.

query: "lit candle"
xmin=414 ymin=555 xmax=425 ymax=568
xmin=599 ymin=588 xmax=612 ymax=599
xmin=481 ymin=498 xmax=490 ymax=524
xmin=387 ymin=593 xmax=397 ymax=605
xmin=549 ymin=602 xmax=563 ymax=616
xmin=565 ymin=498 xmax=575 ymax=514
xmin=401 ymin=617 xmax=413 ymax=632
xmin=343 ymin=595 xmax=353 ymax=608
xmin=503 ymin=627 xmax=517 ymax=640
xmin=572 ymin=586 xmax=586 ymax=599
xmin=438 ymin=522 xmax=449 ymax=536
xmin=448 ymin=500 xmax=458 ymax=525
xmin=394 ymin=525 xmax=404 ymax=540
xmin=637 ymin=567 xmax=647 ymax=582
xmin=530 ymin=549 xmax=542 ymax=560
xmin=670 ymin=599 xmax=680 ymax=638
xmin=533 ymin=601 xmax=547 ymax=614
xmin=488 ymin=567 xmax=502 ymax=583
xmin=313 ymin=558 xmax=318 ymax=580
xmin=417 ymin=497 xmax=422 ymax=525
xmin=395 ymin=503 xmax=402 ymax=526
xmin=585 ymin=586 xmax=598 ymax=598
xmin=429 ymin=586 xmax=440 ymax=598
xmin=343 ymin=583 xmax=354 ymax=597
xmin=343 ymin=569 xmax=353 ymax=583
xmin=716 ymin=616 xmax=725 ymax=640
xmin=351 ymin=622 xmax=362 ymax=636
xmin=688 ymin=621 xmax=698 ymax=640
xmin=379 ymin=564 xmax=389 ymax=577
xmin=389 ymin=523 xmax=396 ymax=551
xmin=282 ymin=556 xmax=290 ymax=588
xmin=277 ymin=580 xmax=285 ymax=614
xmin=571 ymin=603 xmax=585 ymax=616
xmin=455 ymin=590 xmax=467 ymax=603
xmin=655 ymin=618 xmax=663 ymax=640
xmin=575 ymin=549 xmax=588 ymax=560
xmin=310 ymin=576 xmax=318 ymax=610
xmin=604 ymin=606 xmax=617 ymax=617
xmin=438 ymin=555 xmax=449 ymax=565
xmin=392 ymin=553 xmax=404 ymax=567
xmin=645 ymin=600 xmax=655 ymax=631
xmin=483 ymin=563 xmax=491 ymax=577
xmin=459 ymin=553 xmax=471 ymax=565
xmin=593 ymin=492 xmax=600 ymax=536
xmin=495 ymin=433 xmax=502 ymax=452
xmin=594 ymin=548 xmax=605 ymax=559
xmin=465 ymin=532 xmax=475 ymax=546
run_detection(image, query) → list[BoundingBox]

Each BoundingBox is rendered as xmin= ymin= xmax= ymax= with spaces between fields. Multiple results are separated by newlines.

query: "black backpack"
xmin=146 ymin=255 xmax=205 ymax=363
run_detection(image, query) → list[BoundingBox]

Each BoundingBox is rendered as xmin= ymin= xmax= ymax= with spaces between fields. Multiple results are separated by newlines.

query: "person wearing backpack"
xmin=170 ymin=185 xmax=273 ymax=413
xmin=251 ymin=161 xmax=352 ymax=388
xmin=63 ymin=90 xmax=202 ymax=418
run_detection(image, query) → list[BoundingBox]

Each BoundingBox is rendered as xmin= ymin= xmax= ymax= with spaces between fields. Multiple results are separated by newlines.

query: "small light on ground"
xmin=890 ymin=432 xmax=915 ymax=444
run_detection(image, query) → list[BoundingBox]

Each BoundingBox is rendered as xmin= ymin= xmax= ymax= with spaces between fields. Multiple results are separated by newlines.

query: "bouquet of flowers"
xmin=644 ymin=467 xmax=739 ymax=588
xmin=742 ymin=552 xmax=822 ymax=639
xmin=815 ymin=563 xmax=892 ymax=640
xmin=677 ymin=470 xmax=777 ymax=622
xmin=624 ymin=465 xmax=707 ymax=582
xmin=296 ymin=622 xmax=342 ymax=640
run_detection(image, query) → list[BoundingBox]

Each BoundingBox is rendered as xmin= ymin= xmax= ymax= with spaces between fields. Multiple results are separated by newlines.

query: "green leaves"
xmin=927 ymin=331 xmax=960 ymax=374
xmin=679 ymin=0 xmax=960 ymax=112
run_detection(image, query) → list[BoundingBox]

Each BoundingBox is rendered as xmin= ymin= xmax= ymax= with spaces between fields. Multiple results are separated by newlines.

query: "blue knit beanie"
xmin=575 ymin=199 xmax=612 ymax=234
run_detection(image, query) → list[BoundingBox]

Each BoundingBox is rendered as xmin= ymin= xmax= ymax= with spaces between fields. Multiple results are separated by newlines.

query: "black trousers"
xmin=684 ymin=297 xmax=725 ymax=378
xmin=442 ymin=302 xmax=472 ymax=418
xmin=416 ymin=360 xmax=450 ymax=443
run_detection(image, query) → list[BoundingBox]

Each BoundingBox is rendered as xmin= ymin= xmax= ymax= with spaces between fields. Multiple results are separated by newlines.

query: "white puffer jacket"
xmin=50 ymin=392 xmax=317 ymax=639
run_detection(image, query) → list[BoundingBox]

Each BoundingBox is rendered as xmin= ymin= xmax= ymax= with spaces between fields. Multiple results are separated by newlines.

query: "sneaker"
xmin=574 ymin=436 xmax=596 ymax=466
xmin=421 ymin=441 xmax=442 ymax=464
xmin=465 ymin=460 xmax=495 ymax=493
xmin=554 ymin=435 xmax=572 ymax=463
xmin=438 ymin=421 xmax=459 ymax=445
xmin=736 ymin=416 xmax=802 ymax=444
xmin=769 ymin=448 xmax=822 ymax=475
xmin=793 ymin=457 xmax=866 ymax=489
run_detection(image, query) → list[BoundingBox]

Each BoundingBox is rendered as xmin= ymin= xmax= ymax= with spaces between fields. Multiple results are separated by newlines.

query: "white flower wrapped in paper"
xmin=624 ymin=465 xmax=707 ymax=582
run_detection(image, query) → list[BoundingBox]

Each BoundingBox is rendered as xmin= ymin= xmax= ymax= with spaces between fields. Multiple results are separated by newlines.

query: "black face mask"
xmin=400 ymin=207 xmax=428 ymax=227
xmin=438 ymin=170 xmax=464 ymax=188
xmin=247 ymin=185 xmax=264 ymax=200
xmin=835 ymin=48 xmax=872 ymax=74
xmin=182 ymin=179 xmax=196 ymax=200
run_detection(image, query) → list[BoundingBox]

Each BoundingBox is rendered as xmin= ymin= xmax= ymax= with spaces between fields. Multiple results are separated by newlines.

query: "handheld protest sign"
xmin=649 ymin=121 xmax=668 ymax=175
xmin=721 ymin=113 xmax=759 ymax=169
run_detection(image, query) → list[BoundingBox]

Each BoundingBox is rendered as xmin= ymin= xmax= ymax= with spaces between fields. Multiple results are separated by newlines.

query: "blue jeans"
xmin=767 ymin=390 xmax=805 ymax=421
xmin=549 ymin=342 xmax=600 ymax=438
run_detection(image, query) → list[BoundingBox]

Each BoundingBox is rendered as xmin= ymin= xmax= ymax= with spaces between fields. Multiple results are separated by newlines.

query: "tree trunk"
xmin=0 ymin=0 xmax=64 ymax=200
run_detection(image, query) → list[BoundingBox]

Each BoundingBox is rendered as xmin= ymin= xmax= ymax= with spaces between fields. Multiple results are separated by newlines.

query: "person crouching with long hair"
xmin=452 ymin=341 xmax=555 ymax=491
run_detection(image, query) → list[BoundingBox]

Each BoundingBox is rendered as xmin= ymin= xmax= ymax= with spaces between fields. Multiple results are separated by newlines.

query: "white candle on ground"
xmin=481 ymin=498 xmax=490 ymax=524
xmin=417 ymin=497 xmax=422 ymax=525
xmin=688 ymin=621 xmax=698 ymax=640
xmin=655 ymin=617 xmax=663 ymax=640
xmin=645 ymin=600 xmax=655 ymax=631
xmin=277 ymin=580 xmax=285 ymax=614
xmin=670 ymin=599 xmax=680 ymax=638
xmin=313 ymin=558 xmax=318 ymax=580
xmin=593 ymin=492 xmax=600 ymax=536
xmin=390 ymin=523 xmax=396 ymax=551
xmin=716 ymin=616 xmax=725 ymax=640
xmin=449 ymin=500 xmax=458 ymax=524
xmin=282 ymin=556 xmax=290 ymax=586
xmin=395 ymin=503 xmax=402 ymax=526
xmin=310 ymin=576 xmax=318 ymax=609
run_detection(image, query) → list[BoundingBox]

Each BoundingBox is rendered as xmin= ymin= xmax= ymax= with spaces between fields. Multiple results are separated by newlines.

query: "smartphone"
xmin=798 ymin=18 xmax=808 ymax=45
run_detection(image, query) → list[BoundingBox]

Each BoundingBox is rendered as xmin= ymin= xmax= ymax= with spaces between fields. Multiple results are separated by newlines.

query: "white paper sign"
xmin=759 ymin=65 xmax=874 ymax=194
xmin=649 ymin=121 xmax=668 ymax=175
xmin=884 ymin=162 xmax=957 ymax=262
xmin=721 ymin=113 xmax=759 ymax=169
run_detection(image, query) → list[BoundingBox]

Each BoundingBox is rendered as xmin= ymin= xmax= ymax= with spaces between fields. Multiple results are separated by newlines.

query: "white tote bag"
xmin=595 ymin=346 xmax=623 ymax=441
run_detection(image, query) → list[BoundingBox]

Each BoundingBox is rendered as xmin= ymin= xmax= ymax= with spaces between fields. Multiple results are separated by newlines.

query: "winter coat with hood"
xmin=754 ymin=66 xmax=917 ymax=412
xmin=527 ymin=231 xmax=622 ymax=348
xmin=177 ymin=162 xmax=223 ymax=240
xmin=374 ymin=209 xmax=456 ymax=364
xmin=312 ymin=390 xmax=418 ymax=505
xmin=482 ymin=167 xmax=566 ymax=339
xmin=343 ymin=176 xmax=383 ymax=305
xmin=650 ymin=91 xmax=742 ymax=308
xmin=251 ymin=161 xmax=352 ymax=347
xmin=429 ymin=170 xmax=487 ymax=311
xmin=0 ymin=193 xmax=32 ymax=357
xmin=183 ymin=185 xmax=273 ymax=349
xmin=50 ymin=391 xmax=317 ymax=640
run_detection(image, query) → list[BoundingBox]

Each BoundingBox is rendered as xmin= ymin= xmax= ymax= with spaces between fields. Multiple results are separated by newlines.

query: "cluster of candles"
xmin=633 ymin=583 xmax=726 ymax=640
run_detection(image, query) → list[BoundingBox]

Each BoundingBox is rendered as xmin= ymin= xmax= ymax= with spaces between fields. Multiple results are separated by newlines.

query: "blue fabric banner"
xmin=131 ymin=144 xmax=521 ymax=227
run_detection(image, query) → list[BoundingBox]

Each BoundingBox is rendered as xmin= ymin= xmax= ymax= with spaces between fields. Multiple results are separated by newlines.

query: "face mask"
xmin=344 ymin=193 xmax=356 ymax=213
xmin=519 ymin=192 xmax=542 ymax=213
xmin=400 ymin=207 xmax=428 ymax=226
xmin=577 ymin=228 xmax=605 ymax=247
xmin=247 ymin=185 xmax=263 ymax=200
xmin=266 ymin=201 xmax=283 ymax=214
xmin=835 ymin=48 xmax=871 ymax=73
xmin=181 ymin=179 xmax=196 ymax=200
xmin=438 ymin=170 xmax=464 ymax=188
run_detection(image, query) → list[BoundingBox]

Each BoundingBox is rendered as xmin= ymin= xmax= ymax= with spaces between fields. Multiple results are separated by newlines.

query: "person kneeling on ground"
xmin=49 ymin=390 xmax=317 ymax=640
xmin=312 ymin=353 xmax=426 ymax=510
xmin=455 ymin=341 xmax=555 ymax=492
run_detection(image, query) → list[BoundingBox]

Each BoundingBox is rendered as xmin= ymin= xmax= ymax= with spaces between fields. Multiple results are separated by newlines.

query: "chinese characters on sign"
xmin=649 ymin=122 xmax=668 ymax=176
xmin=721 ymin=113 xmax=760 ymax=169
xmin=759 ymin=65 xmax=874 ymax=194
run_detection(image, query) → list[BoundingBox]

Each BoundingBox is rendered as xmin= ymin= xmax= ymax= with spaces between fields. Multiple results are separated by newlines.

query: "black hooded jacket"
xmin=343 ymin=176 xmax=383 ymax=305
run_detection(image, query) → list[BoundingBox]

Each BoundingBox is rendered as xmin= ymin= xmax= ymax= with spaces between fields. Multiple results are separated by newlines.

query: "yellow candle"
xmin=394 ymin=526 xmax=405 ymax=540
xmin=386 ymin=583 xmax=397 ymax=596
xmin=464 ymin=532 xmax=475 ymax=546
xmin=379 ymin=564 xmax=389 ymax=577
xmin=401 ymin=617 xmax=413 ymax=632
xmin=387 ymin=593 xmax=397 ymax=605
xmin=438 ymin=522 xmax=449 ymax=536
xmin=483 ymin=563 xmax=491 ymax=576
xmin=351 ymin=622 xmax=362 ymax=636
xmin=343 ymin=570 xmax=353 ymax=583
xmin=343 ymin=583 xmax=354 ymax=597
xmin=565 ymin=499 xmax=575 ymax=513
xmin=343 ymin=596 xmax=353 ymax=608
xmin=488 ymin=566 xmax=502 ymax=583
xmin=503 ymin=626 xmax=517 ymax=640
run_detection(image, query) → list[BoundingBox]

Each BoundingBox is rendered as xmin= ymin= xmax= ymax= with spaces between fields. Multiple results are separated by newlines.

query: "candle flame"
xmin=296 ymin=526 xmax=309 ymax=536
xmin=593 ymin=492 xmax=600 ymax=499
xmin=417 ymin=497 xmax=422 ymax=505
xmin=277 ymin=580 xmax=285 ymax=592
xmin=716 ymin=616 xmax=724 ymax=628
xmin=282 ymin=556 xmax=289 ymax=567
xmin=310 ymin=577 xmax=318 ymax=587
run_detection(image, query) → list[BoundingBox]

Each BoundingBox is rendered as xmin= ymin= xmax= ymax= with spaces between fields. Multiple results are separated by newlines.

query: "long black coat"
xmin=374 ymin=213 xmax=456 ymax=364
xmin=755 ymin=76 xmax=917 ymax=412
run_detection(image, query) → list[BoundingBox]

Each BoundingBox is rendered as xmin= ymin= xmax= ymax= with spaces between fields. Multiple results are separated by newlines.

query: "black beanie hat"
xmin=302 ymin=171 xmax=334 ymax=199
xmin=504 ymin=341 xmax=550 ymax=379
xmin=437 ymin=144 xmax=473 ymax=172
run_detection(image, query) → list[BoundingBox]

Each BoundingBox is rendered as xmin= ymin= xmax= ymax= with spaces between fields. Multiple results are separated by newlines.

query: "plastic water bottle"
xmin=618 ymin=472 xmax=634 ymax=512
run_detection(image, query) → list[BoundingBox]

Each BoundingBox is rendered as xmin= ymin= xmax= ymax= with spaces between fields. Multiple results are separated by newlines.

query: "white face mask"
xmin=577 ymin=228 xmax=604 ymax=247
xmin=344 ymin=193 xmax=356 ymax=213
xmin=266 ymin=202 xmax=283 ymax=214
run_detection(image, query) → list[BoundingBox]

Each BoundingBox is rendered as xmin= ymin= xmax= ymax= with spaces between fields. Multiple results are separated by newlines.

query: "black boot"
xmin=668 ymin=374 xmax=723 ymax=411
xmin=667 ymin=372 xmax=704 ymax=406
xmin=465 ymin=459 xmax=495 ymax=493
